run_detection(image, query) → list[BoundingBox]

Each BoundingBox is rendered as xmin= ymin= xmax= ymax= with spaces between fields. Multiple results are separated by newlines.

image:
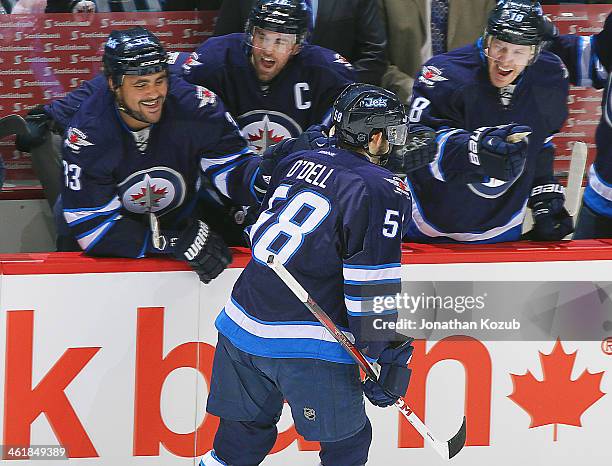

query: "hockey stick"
xmin=266 ymin=255 xmax=467 ymax=460
xmin=564 ymin=141 xmax=588 ymax=218
xmin=0 ymin=114 xmax=28 ymax=139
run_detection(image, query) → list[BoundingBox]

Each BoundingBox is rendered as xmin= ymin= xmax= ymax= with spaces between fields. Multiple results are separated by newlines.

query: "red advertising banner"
xmin=0 ymin=11 xmax=216 ymax=187
xmin=0 ymin=6 xmax=609 ymax=191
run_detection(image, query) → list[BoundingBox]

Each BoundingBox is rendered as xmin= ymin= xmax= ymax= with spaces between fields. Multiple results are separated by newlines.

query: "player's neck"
xmin=119 ymin=111 xmax=152 ymax=131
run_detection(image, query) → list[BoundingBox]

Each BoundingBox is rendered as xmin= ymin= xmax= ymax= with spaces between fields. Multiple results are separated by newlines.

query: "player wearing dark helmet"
xmin=181 ymin=0 xmax=354 ymax=245
xmin=102 ymin=27 xmax=170 ymax=127
xmin=403 ymin=0 xmax=572 ymax=243
xmin=199 ymin=84 xmax=414 ymax=466
xmin=54 ymin=27 xmax=279 ymax=284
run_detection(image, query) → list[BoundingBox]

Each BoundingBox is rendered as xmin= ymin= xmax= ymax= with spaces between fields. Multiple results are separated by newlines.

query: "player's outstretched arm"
xmin=549 ymin=12 xmax=611 ymax=88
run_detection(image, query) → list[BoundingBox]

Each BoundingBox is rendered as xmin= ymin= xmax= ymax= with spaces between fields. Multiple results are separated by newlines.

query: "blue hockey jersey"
xmin=549 ymin=13 xmax=612 ymax=218
xmin=61 ymin=75 xmax=260 ymax=258
xmin=215 ymin=147 xmax=412 ymax=363
xmin=404 ymin=39 xmax=569 ymax=243
xmin=45 ymin=51 xmax=190 ymax=128
xmin=182 ymin=33 xmax=355 ymax=155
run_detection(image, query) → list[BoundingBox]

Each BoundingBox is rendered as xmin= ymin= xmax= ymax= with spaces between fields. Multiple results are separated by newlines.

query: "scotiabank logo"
xmin=2 ymin=310 xmax=492 ymax=460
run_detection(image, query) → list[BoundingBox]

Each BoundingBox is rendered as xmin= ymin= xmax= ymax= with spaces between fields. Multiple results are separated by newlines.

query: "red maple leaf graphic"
xmin=130 ymin=185 xmax=168 ymax=205
xmin=508 ymin=340 xmax=605 ymax=441
xmin=247 ymin=128 xmax=285 ymax=145
xmin=69 ymin=133 xmax=78 ymax=143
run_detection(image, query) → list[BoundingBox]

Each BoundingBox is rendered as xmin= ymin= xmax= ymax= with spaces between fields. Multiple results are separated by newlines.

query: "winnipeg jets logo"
xmin=333 ymin=53 xmax=353 ymax=69
xmin=418 ymin=66 xmax=448 ymax=87
xmin=195 ymin=86 xmax=217 ymax=108
xmin=64 ymin=127 xmax=94 ymax=152
xmin=130 ymin=175 xmax=168 ymax=209
xmin=119 ymin=169 xmax=185 ymax=215
xmin=238 ymin=110 xmax=302 ymax=155
xmin=385 ymin=176 xmax=412 ymax=199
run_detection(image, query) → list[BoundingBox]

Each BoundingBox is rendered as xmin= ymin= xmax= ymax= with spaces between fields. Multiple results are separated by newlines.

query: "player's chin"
xmin=139 ymin=101 xmax=164 ymax=121
xmin=490 ymin=71 xmax=517 ymax=88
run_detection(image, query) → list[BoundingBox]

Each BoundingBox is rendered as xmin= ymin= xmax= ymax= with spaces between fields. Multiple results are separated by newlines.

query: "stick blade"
xmin=447 ymin=416 xmax=467 ymax=459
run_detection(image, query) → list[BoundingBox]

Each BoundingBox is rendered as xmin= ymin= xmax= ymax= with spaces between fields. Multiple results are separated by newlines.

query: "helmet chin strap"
xmin=364 ymin=137 xmax=392 ymax=166
xmin=113 ymin=89 xmax=153 ymax=127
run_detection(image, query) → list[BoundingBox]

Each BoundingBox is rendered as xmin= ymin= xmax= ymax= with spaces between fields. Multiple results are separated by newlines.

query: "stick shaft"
xmin=267 ymin=256 xmax=452 ymax=459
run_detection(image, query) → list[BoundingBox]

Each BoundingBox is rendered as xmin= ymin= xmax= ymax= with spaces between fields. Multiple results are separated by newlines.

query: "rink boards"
xmin=0 ymin=242 xmax=611 ymax=465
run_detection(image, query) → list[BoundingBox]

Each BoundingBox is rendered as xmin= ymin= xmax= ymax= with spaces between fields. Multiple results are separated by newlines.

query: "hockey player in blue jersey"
xmin=547 ymin=12 xmax=612 ymax=239
xmin=198 ymin=84 xmax=414 ymax=466
xmin=57 ymin=27 xmax=270 ymax=283
xmin=180 ymin=0 xmax=355 ymax=245
xmin=16 ymin=50 xmax=191 ymax=151
xmin=404 ymin=0 xmax=574 ymax=243
xmin=182 ymin=0 xmax=355 ymax=155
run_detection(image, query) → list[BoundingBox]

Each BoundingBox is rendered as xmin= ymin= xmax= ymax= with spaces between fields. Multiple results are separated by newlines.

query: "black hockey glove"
xmin=526 ymin=183 xmax=574 ymax=241
xmin=386 ymin=126 xmax=437 ymax=175
xmin=363 ymin=337 xmax=413 ymax=408
xmin=468 ymin=124 xmax=531 ymax=181
xmin=255 ymin=125 xmax=334 ymax=200
xmin=15 ymin=106 xmax=53 ymax=152
xmin=172 ymin=220 xmax=232 ymax=284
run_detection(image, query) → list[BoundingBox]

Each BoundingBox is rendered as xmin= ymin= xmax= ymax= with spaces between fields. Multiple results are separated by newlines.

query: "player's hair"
xmin=245 ymin=0 xmax=310 ymax=47
xmin=484 ymin=0 xmax=547 ymax=64
xmin=103 ymin=27 xmax=168 ymax=89
xmin=332 ymin=83 xmax=407 ymax=164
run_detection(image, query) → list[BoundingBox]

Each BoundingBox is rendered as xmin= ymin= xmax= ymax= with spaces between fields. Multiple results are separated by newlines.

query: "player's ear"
xmin=290 ymin=44 xmax=301 ymax=56
xmin=369 ymin=130 xmax=384 ymax=146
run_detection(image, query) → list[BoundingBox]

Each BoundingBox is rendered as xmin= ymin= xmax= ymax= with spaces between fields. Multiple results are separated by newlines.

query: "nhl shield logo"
xmin=303 ymin=407 xmax=316 ymax=421
xmin=119 ymin=168 xmax=186 ymax=216
xmin=238 ymin=110 xmax=302 ymax=155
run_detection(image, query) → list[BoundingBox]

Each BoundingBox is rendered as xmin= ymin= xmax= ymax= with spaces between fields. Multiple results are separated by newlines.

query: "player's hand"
xmin=363 ymin=337 xmax=413 ymax=408
xmin=526 ymin=183 xmax=574 ymax=240
xmin=173 ymin=220 xmax=232 ymax=283
xmin=386 ymin=126 xmax=437 ymax=175
xmin=260 ymin=125 xmax=332 ymax=176
xmin=15 ymin=106 xmax=52 ymax=152
xmin=294 ymin=124 xmax=333 ymax=151
xmin=468 ymin=124 xmax=531 ymax=181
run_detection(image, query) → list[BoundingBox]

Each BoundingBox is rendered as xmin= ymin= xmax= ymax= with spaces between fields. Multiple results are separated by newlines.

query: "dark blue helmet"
xmin=484 ymin=0 xmax=547 ymax=63
xmin=332 ymin=83 xmax=408 ymax=150
xmin=246 ymin=0 xmax=310 ymax=46
xmin=103 ymin=27 xmax=168 ymax=88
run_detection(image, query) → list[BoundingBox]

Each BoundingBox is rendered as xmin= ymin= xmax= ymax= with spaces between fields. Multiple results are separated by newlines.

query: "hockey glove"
xmin=256 ymin=125 xmax=334 ymax=200
xmin=172 ymin=220 xmax=232 ymax=284
xmin=468 ymin=124 xmax=531 ymax=181
xmin=526 ymin=183 xmax=574 ymax=241
xmin=387 ymin=126 xmax=437 ymax=175
xmin=363 ymin=337 xmax=414 ymax=408
xmin=15 ymin=106 xmax=53 ymax=152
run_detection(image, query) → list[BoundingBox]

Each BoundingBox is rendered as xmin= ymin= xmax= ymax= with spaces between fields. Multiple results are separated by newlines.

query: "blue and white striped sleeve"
xmin=340 ymin=176 xmax=410 ymax=359
xmin=197 ymin=103 xmax=263 ymax=207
